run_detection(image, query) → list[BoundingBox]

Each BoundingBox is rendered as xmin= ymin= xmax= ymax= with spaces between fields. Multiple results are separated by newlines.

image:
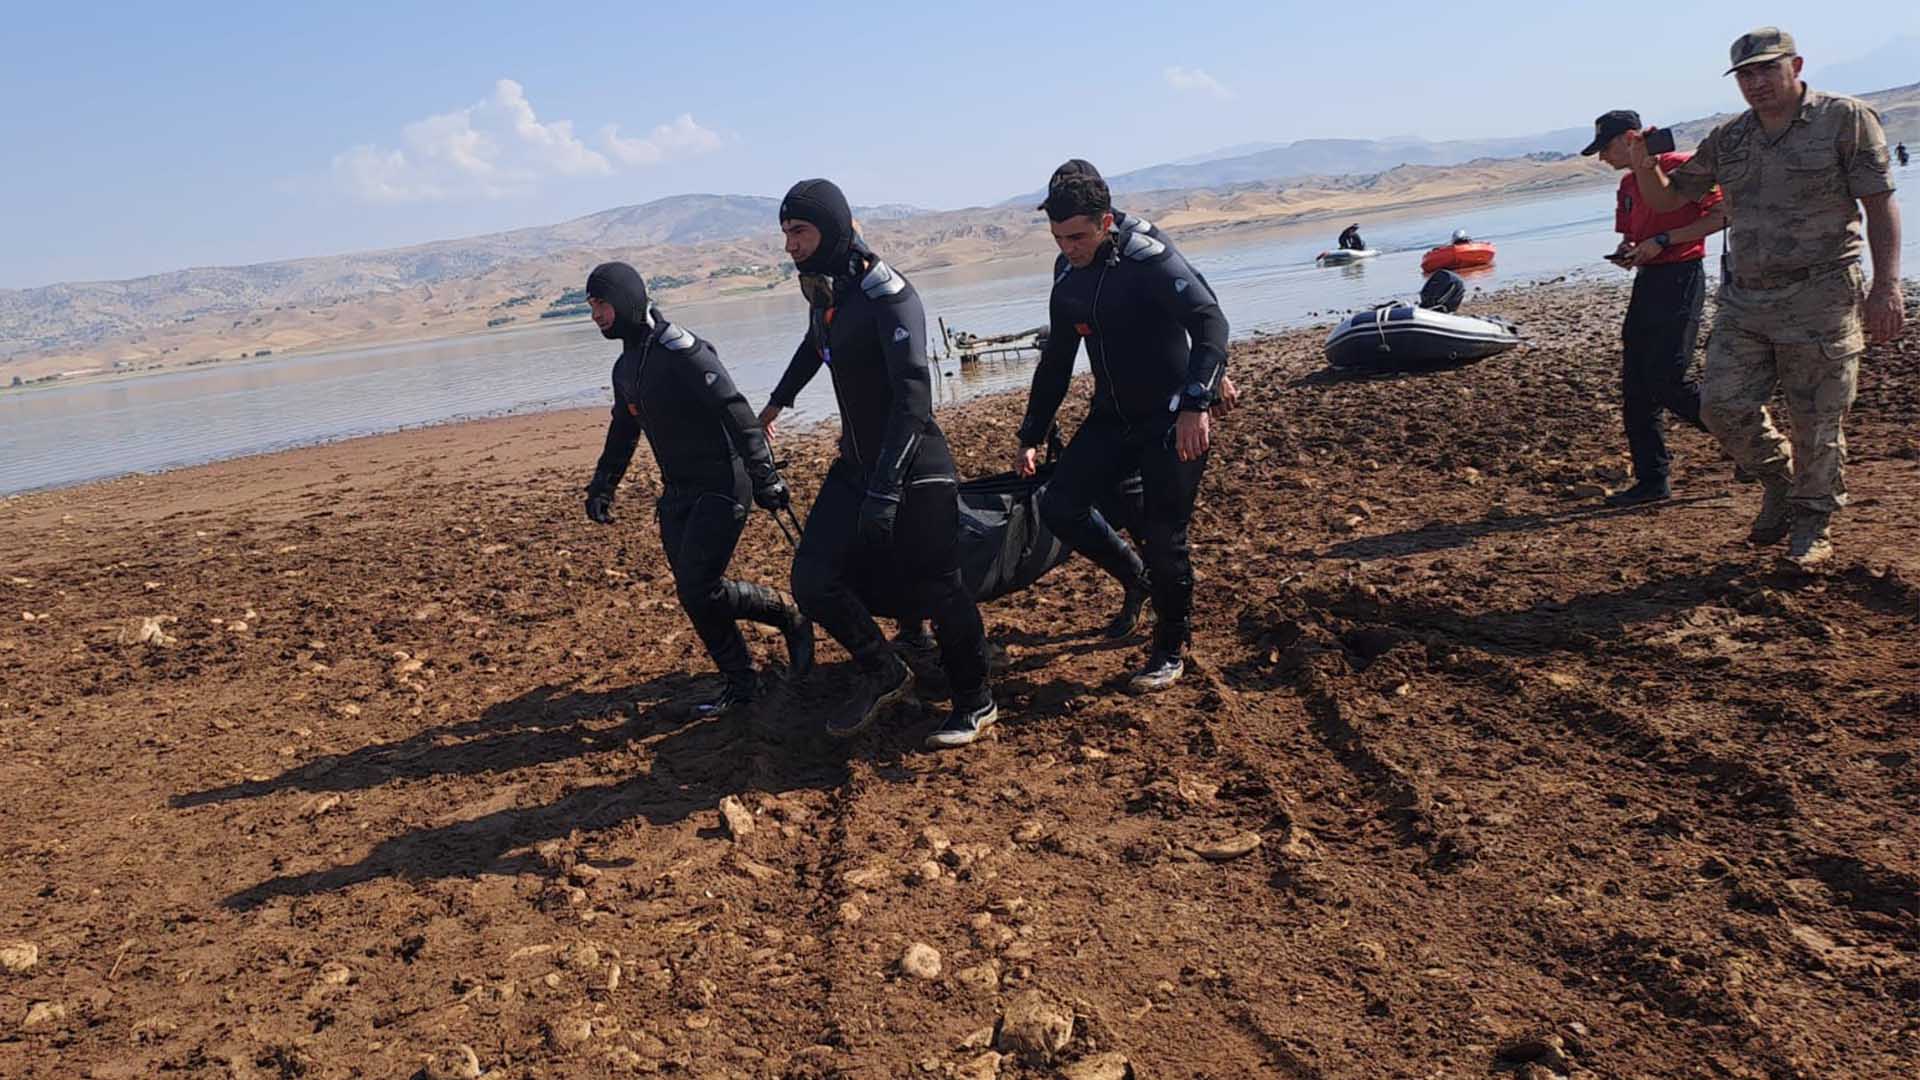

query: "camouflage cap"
xmin=1726 ymin=26 xmax=1797 ymax=74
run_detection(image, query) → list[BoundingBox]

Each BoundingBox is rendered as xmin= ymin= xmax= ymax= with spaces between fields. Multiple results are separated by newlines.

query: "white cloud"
xmin=602 ymin=114 xmax=724 ymax=167
xmin=330 ymin=80 xmax=720 ymax=204
xmin=1163 ymin=66 xmax=1234 ymax=100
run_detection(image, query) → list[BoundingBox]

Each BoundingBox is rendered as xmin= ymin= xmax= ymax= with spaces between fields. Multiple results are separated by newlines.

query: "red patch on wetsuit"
xmin=1074 ymin=323 xmax=1092 ymax=336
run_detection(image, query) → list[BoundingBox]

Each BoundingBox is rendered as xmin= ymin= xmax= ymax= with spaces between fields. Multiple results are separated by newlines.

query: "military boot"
xmin=1783 ymin=511 xmax=1833 ymax=570
xmin=1746 ymin=479 xmax=1794 ymax=546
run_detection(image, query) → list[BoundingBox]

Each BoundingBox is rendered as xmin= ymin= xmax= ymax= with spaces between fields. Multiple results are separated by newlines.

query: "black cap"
xmin=1037 ymin=158 xmax=1111 ymax=220
xmin=1581 ymin=110 xmax=1642 ymax=156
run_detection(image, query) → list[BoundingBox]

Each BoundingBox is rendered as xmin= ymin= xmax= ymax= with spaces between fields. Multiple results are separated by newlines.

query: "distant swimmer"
xmin=1899 ymin=142 xmax=1910 ymax=167
xmin=1337 ymin=222 xmax=1366 ymax=251
xmin=1450 ymin=228 xmax=1471 ymax=244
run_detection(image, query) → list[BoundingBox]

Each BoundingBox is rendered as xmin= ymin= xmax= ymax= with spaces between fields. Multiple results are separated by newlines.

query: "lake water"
xmin=5 ymin=182 xmax=1914 ymax=496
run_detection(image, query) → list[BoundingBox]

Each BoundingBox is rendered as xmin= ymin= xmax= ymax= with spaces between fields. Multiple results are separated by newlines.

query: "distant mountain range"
xmin=5 ymin=82 xmax=1916 ymax=372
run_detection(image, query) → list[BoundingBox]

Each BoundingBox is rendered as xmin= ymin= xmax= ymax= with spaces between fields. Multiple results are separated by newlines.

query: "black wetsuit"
xmin=1338 ymin=225 xmax=1365 ymax=251
xmin=588 ymin=272 xmax=792 ymax=681
xmin=1017 ymin=223 xmax=1229 ymax=653
xmin=769 ymin=251 xmax=989 ymax=696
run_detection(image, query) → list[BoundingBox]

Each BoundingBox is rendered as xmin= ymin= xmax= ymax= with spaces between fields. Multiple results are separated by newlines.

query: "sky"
xmin=2 ymin=1 xmax=1915 ymax=289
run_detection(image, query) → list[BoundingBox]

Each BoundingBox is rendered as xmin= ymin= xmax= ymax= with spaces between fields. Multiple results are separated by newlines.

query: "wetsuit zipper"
xmin=1090 ymin=245 xmax=1131 ymax=437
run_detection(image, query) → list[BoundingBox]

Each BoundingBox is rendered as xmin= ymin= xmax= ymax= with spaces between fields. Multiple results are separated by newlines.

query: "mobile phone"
xmin=1643 ymin=126 xmax=1677 ymax=155
xmin=1605 ymin=252 xmax=1631 ymax=266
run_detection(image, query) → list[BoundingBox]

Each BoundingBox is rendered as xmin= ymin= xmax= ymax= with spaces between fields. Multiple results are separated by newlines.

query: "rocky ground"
xmin=1 ymin=281 xmax=1916 ymax=1079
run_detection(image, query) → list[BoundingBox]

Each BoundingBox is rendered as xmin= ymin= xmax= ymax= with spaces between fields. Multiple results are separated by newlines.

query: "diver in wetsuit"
xmin=759 ymin=180 xmax=997 ymax=750
xmin=582 ymin=262 xmax=814 ymax=717
xmin=1015 ymin=165 xmax=1230 ymax=693
xmin=1338 ymin=223 xmax=1366 ymax=250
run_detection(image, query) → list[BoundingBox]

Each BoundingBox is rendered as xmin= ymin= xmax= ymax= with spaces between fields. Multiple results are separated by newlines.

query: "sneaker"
xmin=825 ymin=651 xmax=915 ymax=738
xmin=695 ymin=676 xmax=756 ymax=718
xmin=1783 ymin=511 xmax=1833 ymax=570
xmin=1746 ymin=480 xmax=1794 ymax=546
xmin=1104 ymin=581 xmax=1150 ymax=639
xmin=1128 ymin=650 xmax=1186 ymax=694
xmin=782 ymin=610 xmax=816 ymax=679
xmin=925 ymin=691 xmax=998 ymax=750
xmin=1604 ymin=480 xmax=1671 ymax=508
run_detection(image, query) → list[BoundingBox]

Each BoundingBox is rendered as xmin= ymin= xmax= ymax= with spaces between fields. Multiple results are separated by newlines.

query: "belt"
xmin=1731 ymin=260 xmax=1854 ymax=290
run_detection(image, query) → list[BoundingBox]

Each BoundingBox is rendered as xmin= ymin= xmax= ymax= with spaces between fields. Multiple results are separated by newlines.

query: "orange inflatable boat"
xmin=1421 ymin=242 xmax=1496 ymax=275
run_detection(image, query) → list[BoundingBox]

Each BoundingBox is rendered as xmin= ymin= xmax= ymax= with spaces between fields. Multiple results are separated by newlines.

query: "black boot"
xmin=1604 ymin=479 xmax=1671 ymax=507
xmin=696 ymin=672 xmax=757 ymax=718
xmin=1104 ymin=577 xmax=1151 ymax=639
xmin=826 ymin=649 xmax=915 ymax=738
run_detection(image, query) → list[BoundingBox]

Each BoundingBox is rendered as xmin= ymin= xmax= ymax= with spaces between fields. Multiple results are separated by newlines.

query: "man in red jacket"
xmin=1586 ymin=109 xmax=1728 ymax=506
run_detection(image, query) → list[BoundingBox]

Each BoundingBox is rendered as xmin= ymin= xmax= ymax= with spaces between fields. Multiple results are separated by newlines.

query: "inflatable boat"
xmin=1420 ymin=242 xmax=1496 ymax=274
xmin=1316 ymin=248 xmax=1380 ymax=266
xmin=1324 ymin=304 xmax=1520 ymax=373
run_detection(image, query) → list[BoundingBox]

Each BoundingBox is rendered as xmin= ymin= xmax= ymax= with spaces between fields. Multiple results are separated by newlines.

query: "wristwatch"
xmin=1653 ymin=232 xmax=1671 ymax=249
xmin=1177 ymin=380 xmax=1213 ymax=412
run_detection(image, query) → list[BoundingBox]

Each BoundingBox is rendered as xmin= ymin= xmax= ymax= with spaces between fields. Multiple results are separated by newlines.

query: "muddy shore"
xmin=2 ymin=280 xmax=1917 ymax=1079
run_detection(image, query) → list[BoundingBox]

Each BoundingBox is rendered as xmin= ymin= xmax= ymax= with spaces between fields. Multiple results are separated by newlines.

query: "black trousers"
xmin=1622 ymin=259 xmax=1708 ymax=484
xmin=791 ymin=458 xmax=989 ymax=696
xmin=1040 ymin=411 xmax=1206 ymax=652
xmin=657 ymin=467 xmax=790 ymax=679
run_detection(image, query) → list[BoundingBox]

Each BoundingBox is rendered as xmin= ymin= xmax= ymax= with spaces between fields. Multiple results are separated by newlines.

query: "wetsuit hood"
xmin=586 ymin=262 xmax=651 ymax=341
xmin=780 ymin=179 xmax=855 ymax=275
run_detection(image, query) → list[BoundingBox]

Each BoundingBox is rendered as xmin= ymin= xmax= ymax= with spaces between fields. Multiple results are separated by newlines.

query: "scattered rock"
xmin=836 ymin=901 xmax=864 ymax=926
xmin=718 ymin=795 xmax=755 ymax=840
xmin=997 ymin=989 xmax=1074 ymax=1061
xmin=1569 ymin=483 xmax=1607 ymax=499
xmin=900 ymin=942 xmax=942 ymax=981
xmin=920 ymin=825 xmax=952 ymax=854
xmin=423 ymin=1044 xmax=482 ymax=1080
xmin=955 ymin=959 xmax=1001 ymax=994
xmin=548 ymin=1015 xmax=595 ymax=1051
xmin=118 ymin=615 xmax=176 ymax=647
xmin=1191 ymin=832 xmax=1263 ymax=861
xmin=955 ymin=1051 xmax=1003 ymax=1080
xmin=0 ymin=942 xmax=38 ymax=974
xmin=302 ymin=794 xmax=342 ymax=819
xmin=1062 ymin=1052 xmax=1133 ymax=1080
xmin=23 ymin=1001 xmax=66 ymax=1028
xmin=1544 ymin=671 xmax=1582 ymax=691
xmin=564 ymin=941 xmax=602 ymax=971
xmin=1497 ymin=1034 xmax=1573 ymax=1074
xmin=317 ymin=962 xmax=352 ymax=986
xmin=1012 ymin=820 xmax=1048 ymax=843
xmin=912 ymin=860 xmax=944 ymax=886
xmin=843 ymin=864 xmax=892 ymax=889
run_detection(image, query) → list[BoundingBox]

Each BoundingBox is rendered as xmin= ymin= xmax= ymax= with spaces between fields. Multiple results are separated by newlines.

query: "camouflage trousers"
xmin=1700 ymin=264 xmax=1866 ymax=513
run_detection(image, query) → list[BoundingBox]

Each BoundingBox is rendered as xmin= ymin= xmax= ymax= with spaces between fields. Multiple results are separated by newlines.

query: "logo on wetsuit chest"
xmin=1074 ymin=323 xmax=1092 ymax=337
xmin=1174 ymin=279 xmax=1190 ymax=293
xmin=892 ymin=326 xmax=911 ymax=342
xmin=627 ymin=404 xmax=639 ymax=416
xmin=704 ymin=371 xmax=717 ymax=385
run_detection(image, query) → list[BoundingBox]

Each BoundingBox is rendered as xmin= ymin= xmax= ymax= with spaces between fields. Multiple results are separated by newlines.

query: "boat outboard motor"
xmin=1419 ymin=270 xmax=1466 ymax=313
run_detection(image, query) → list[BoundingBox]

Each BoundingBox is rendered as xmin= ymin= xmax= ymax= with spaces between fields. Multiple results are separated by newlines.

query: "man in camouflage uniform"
xmin=1629 ymin=27 xmax=1904 ymax=569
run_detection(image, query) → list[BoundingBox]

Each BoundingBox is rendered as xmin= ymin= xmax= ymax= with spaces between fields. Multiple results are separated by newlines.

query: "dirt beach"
xmin=1 ymin=280 xmax=1916 ymax=1079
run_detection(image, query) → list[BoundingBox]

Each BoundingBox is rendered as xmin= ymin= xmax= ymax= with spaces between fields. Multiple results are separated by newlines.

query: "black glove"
xmin=857 ymin=495 xmax=898 ymax=548
xmin=585 ymin=491 xmax=616 ymax=525
xmin=754 ymin=475 xmax=791 ymax=512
